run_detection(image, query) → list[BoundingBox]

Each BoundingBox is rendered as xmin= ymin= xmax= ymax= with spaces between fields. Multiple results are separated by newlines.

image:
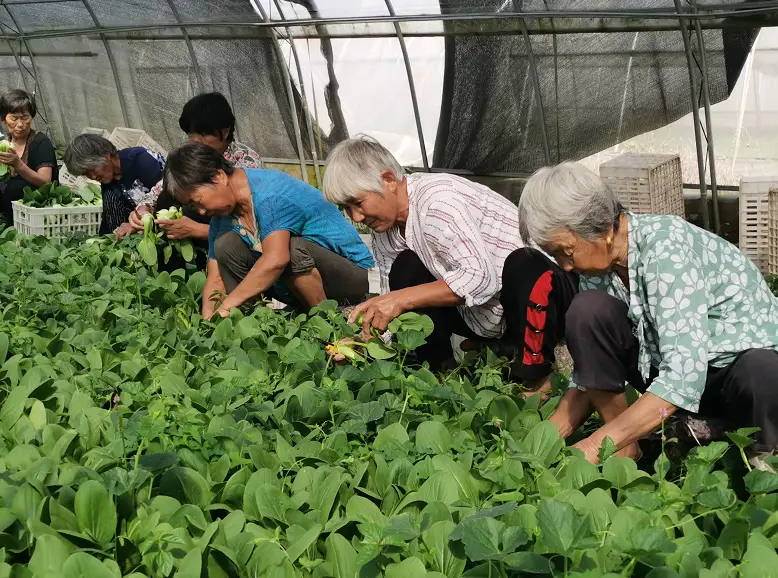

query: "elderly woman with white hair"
xmin=518 ymin=162 xmax=778 ymax=463
xmin=323 ymin=136 xmax=578 ymax=390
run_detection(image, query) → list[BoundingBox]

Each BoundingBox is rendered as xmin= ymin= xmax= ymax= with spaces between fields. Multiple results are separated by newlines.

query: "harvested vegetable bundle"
xmin=0 ymin=140 xmax=12 ymax=181
xmin=135 ymin=206 xmax=195 ymax=267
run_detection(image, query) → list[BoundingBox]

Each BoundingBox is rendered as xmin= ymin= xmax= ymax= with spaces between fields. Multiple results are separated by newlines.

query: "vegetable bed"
xmin=0 ymin=228 xmax=776 ymax=578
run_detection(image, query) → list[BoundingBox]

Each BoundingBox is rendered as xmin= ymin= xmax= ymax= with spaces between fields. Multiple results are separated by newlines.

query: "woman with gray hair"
xmin=518 ymin=162 xmax=778 ymax=463
xmin=63 ymin=134 xmax=165 ymax=236
xmin=323 ymin=135 xmax=578 ymax=390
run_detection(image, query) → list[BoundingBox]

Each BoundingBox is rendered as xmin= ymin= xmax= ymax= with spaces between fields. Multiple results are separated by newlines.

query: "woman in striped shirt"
xmin=323 ymin=135 xmax=578 ymax=392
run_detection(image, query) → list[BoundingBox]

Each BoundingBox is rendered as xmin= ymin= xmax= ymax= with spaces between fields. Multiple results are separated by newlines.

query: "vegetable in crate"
xmin=21 ymin=181 xmax=74 ymax=208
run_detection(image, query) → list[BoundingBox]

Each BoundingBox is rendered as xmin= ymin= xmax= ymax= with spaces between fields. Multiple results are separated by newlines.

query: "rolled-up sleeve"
xmin=643 ymin=238 xmax=709 ymax=412
xmin=421 ymin=198 xmax=500 ymax=307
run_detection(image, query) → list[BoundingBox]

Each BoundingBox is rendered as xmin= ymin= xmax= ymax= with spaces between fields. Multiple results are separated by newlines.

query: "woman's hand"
xmin=129 ymin=206 xmax=152 ymax=232
xmin=115 ymin=222 xmax=135 ymax=241
xmin=0 ymin=148 xmax=21 ymax=171
xmin=348 ymin=292 xmax=407 ymax=340
xmin=573 ymin=437 xmax=602 ymax=464
xmin=157 ymin=215 xmax=198 ymax=240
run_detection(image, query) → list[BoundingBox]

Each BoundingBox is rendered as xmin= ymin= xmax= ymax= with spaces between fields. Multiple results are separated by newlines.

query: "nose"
xmin=198 ymin=207 xmax=207 ymax=216
xmin=347 ymin=207 xmax=364 ymax=223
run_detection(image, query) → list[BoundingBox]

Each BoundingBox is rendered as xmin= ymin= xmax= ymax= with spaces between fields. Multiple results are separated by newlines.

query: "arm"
xmin=578 ymin=238 xmax=709 ymax=459
xmin=135 ymin=150 xmax=165 ymax=190
xmin=202 ymin=258 xmax=226 ymax=318
xmin=217 ymin=230 xmax=291 ymax=314
xmin=137 ymin=179 xmax=163 ymax=212
xmin=12 ymin=160 xmax=51 ymax=189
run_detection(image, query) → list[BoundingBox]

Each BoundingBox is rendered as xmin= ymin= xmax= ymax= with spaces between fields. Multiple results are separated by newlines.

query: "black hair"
xmin=178 ymin=92 xmax=236 ymax=143
xmin=0 ymin=89 xmax=37 ymax=118
xmin=163 ymin=142 xmax=235 ymax=203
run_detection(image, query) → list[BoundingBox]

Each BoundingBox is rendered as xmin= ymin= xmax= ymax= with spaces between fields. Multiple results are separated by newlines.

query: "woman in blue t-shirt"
xmin=163 ymin=143 xmax=374 ymax=317
xmin=63 ymin=134 xmax=165 ymax=236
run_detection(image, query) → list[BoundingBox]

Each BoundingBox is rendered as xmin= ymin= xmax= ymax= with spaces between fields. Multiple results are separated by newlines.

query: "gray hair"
xmin=63 ymin=134 xmax=118 ymax=176
xmin=518 ymin=162 xmax=622 ymax=247
xmin=323 ymin=135 xmax=404 ymax=205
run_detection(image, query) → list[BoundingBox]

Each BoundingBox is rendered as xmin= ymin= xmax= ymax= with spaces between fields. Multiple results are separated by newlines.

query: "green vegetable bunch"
xmin=22 ymin=182 xmax=74 ymax=208
xmin=0 ymin=139 xmax=12 ymax=181
xmin=135 ymin=207 xmax=195 ymax=267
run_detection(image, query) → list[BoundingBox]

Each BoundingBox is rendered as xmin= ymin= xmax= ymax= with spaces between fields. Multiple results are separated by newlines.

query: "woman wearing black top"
xmin=63 ymin=134 xmax=165 ymax=235
xmin=0 ymin=89 xmax=58 ymax=225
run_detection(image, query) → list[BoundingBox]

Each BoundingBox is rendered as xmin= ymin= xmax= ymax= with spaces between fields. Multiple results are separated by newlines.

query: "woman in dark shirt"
xmin=63 ymin=134 xmax=164 ymax=235
xmin=0 ymin=89 xmax=58 ymax=225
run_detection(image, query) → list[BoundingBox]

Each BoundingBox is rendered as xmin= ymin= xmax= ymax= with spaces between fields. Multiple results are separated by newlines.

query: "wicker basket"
xmin=599 ymin=153 xmax=684 ymax=217
xmin=109 ymin=127 xmax=168 ymax=157
xmin=12 ymin=201 xmax=102 ymax=238
xmin=739 ymin=176 xmax=778 ymax=275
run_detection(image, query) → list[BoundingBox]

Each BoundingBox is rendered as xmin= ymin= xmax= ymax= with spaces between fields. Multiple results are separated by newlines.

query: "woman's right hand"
xmin=129 ymin=205 xmax=152 ymax=232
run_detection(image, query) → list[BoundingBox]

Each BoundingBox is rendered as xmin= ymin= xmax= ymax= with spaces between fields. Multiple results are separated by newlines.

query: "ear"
xmin=380 ymin=169 xmax=397 ymax=184
xmin=221 ymin=129 xmax=229 ymax=142
xmin=215 ymin=169 xmax=230 ymax=186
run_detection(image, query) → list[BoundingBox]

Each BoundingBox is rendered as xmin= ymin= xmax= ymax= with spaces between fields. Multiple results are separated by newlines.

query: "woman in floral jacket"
xmin=125 ymin=92 xmax=264 ymax=242
xmin=518 ymin=162 xmax=778 ymax=465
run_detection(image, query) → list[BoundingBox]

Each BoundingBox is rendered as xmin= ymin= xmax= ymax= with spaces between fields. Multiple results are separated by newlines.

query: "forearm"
xmin=588 ymin=392 xmax=677 ymax=451
xmin=222 ymin=258 xmax=287 ymax=308
xmin=16 ymin=164 xmax=50 ymax=188
xmin=202 ymin=261 xmax=226 ymax=313
xmin=191 ymin=222 xmax=210 ymax=240
xmin=394 ymin=280 xmax=465 ymax=311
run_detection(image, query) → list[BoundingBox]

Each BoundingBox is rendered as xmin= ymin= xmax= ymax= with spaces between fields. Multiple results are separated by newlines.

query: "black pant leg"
xmin=500 ymin=248 xmax=578 ymax=381
xmin=698 ymin=349 xmax=778 ymax=451
xmin=388 ymin=250 xmax=475 ymax=367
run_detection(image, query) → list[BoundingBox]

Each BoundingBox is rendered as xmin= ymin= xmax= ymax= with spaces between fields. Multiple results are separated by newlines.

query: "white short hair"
xmin=323 ymin=135 xmax=404 ymax=205
xmin=518 ymin=162 xmax=621 ymax=247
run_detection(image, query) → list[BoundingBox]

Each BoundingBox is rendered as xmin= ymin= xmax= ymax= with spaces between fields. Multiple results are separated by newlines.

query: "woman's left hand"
xmin=573 ymin=436 xmax=602 ymax=464
xmin=0 ymin=149 xmax=21 ymax=170
xmin=349 ymin=293 xmax=407 ymax=340
xmin=157 ymin=215 xmax=197 ymax=240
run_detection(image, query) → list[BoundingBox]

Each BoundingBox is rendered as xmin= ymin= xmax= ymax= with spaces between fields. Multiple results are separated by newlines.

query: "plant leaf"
xmin=74 ymin=480 xmax=116 ymax=547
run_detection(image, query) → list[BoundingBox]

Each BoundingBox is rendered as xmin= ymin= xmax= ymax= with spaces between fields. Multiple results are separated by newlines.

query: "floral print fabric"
xmin=572 ymin=212 xmax=778 ymax=412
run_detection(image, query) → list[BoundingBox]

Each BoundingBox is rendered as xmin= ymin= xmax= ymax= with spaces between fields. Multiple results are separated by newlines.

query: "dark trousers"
xmin=566 ymin=290 xmax=778 ymax=450
xmin=213 ymin=230 xmax=369 ymax=307
xmin=388 ymin=248 xmax=578 ymax=380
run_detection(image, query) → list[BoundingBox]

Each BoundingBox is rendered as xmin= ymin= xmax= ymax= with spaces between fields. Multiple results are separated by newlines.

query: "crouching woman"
xmin=518 ymin=162 xmax=778 ymax=462
xmin=163 ymin=143 xmax=374 ymax=317
xmin=322 ymin=136 xmax=578 ymax=389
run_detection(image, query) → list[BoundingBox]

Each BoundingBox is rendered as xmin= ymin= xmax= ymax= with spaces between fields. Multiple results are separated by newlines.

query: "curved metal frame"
xmin=251 ymin=0 xmax=308 ymax=183
xmin=0 ymin=2 xmax=50 ymax=130
xmin=384 ymin=0 xmax=429 ymax=171
xmin=79 ymin=0 xmax=129 ymax=126
xmin=1 ymin=35 xmax=30 ymax=93
xmin=271 ymin=0 xmax=322 ymax=186
xmin=163 ymin=0 xmax=203 ymax=94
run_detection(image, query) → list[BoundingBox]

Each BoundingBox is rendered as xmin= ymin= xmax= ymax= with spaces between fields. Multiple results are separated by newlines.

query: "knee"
xmin=565 ymin=291 xmax=627 ymax=338
xmin=388 ymin=251 xmax=431 ymax=290
xmin=213 ymin=230 xmax=244 ymax=263
xmin=286 ymin=237 xmax=315 ymax=274
xmin=502 ymin=248 xmax=545 ymax=288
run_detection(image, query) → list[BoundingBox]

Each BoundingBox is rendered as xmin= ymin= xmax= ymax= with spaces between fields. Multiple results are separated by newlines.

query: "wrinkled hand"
xmin=129 ymin=206 xmax=152 ymax=232
xmin=0 ymin=149 xmax=21 ymax=170
xmin=573 ymin=437 xmax=602 ymax=464
xmin=114 ymin=222 xmax=135 ymax=241
xmin=157 ymin=215 xmax=197 ymax=240
xmin=348 ymin=292 xmax=407 ymax=341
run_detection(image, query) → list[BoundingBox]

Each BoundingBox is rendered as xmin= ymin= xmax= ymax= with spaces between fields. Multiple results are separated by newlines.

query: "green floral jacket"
xmin=572 ymin=213 xmax=778 ymax=412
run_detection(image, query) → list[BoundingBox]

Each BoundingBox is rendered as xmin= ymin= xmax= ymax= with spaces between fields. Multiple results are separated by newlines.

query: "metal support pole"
xmin=513 ymin=0 xmax=552 ymax=165
xmin=163 ymin=0 xmax=204 ymax=94
xmin=79 ymin=0 xmax=130 ymax=126
xmin=1 ymin=3 xmax=50 ymax=131
xmin=2 ymin=37 xmax=30 ymax=93
xmin=384 ymin=0 xmax=429 ymax=171
xmin=674 ymin=0 xmax=710 ymax=230
xmin=689 ymin=0 xmax=721 ymax=234
xmin=271 ymin=0 xmax=321 ymax=187
xmin=251 ymin=0 xmax=308 ymax=183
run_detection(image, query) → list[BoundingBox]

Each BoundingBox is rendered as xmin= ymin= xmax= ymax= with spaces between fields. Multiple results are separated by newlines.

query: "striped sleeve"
xmin=420 ymin=196 xmax=501 ymax=307
xmin=372 ymin=233 xmax=394 ymax=295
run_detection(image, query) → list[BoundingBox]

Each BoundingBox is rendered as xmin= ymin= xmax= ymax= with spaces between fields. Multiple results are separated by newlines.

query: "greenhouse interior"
xmin=1 ymin=1 xmax=778 ymax=577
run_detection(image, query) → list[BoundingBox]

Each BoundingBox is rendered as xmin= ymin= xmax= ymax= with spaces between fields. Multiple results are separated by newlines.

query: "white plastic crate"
xmin=599 ymin=153 xmax=684 ymax=217
xmin=739 ymin=176 xmax=778 ymax=275
xmin=768 ymin=189 xmax=778 ymax=276
xmin=109 ymin=127 xmax=168 ymax=157
xmin=11 ymin=201 xmax=102 ymax=238
xmin=82 ymin=126 xmax=111 ymax=138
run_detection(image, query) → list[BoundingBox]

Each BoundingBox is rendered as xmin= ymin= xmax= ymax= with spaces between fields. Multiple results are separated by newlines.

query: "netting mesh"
xmin=0 ymin=0 xmax=762 ymax=177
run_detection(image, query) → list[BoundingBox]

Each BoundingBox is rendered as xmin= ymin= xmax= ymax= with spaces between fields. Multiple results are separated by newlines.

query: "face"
xmin=185 ymin=170 xmax=236 ymax=217
xmin=86 ymin=155 xmax=116 ymax=184
xmin=4 ymin=111 xmax=32 ymax=139
xmin=545 ymin=229 xmax=613 ymax=275
xmin=188 ymin=131 xmax=229 ymax=155
xmin=342 ymin=172 xmax=401 ymax=233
